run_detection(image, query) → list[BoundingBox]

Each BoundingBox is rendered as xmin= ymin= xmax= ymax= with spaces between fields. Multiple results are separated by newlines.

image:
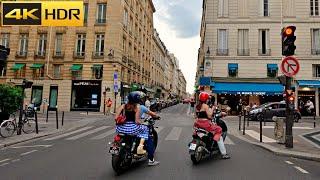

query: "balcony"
xmin=73 ymin=51 xmax=85 ymax=59
xmin=16 ymin=51 xmax=28 ymax=58
xmin=258 ymin=49 xmax=271 ymax=56
xmin=311 ymin=49 xmax=320 ymax=55
xmin=53 ymin=51 xmax=65 ymax=58
xmin=216 ymin=49 xmax=228 ymax=56
xmin=34 ymin=51 xmax=46 ymax=58
xmin=92 ymin=51 xmax=104 ymax=59
xmin=95 ymin=19 xmax=106 ymax=25
xmin=237 ymin=49 xmax=250 ymax=56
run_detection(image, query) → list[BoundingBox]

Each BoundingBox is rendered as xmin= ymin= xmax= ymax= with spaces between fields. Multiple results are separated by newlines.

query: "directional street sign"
xmin=280 ymin=56 xmax=300 ymax=77
xmin=113 ymin=71 xmax=118 ymax=93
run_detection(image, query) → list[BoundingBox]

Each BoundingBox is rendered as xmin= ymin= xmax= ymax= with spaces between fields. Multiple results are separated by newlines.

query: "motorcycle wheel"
xmin=152 ymin=129 xmax=158 ymax=150
xmin=112 ymin=154 xmax=130 ymax=175
xmin=191 ymin=145 xmax=202 ymax=165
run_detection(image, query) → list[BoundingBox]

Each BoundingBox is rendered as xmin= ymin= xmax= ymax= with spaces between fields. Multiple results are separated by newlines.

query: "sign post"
xmin=113 ymin=71 xmax=119 ymax=113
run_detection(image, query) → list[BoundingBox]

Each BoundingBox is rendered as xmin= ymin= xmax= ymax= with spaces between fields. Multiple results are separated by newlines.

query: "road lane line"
xmin=11 ymin=159 xmax=20 ymax=163
xmin=263 ymin=126 xmax=313 ymax=130
xmin=91 ymin=128 xmax=115 ymax=140
xmin=245 ymin=130 xmax=276 ymax=143
xmin=165 ymin=127 xmax=182 ymax=141
xmin=224 ymin=137 xmax=235 ymax=145
xmin=0 ymin=163 xmax=9 ymax=167
xmin=294 ymin=166 xmax=309 ymax=174
xmin=21 ymin=150 xmax=37 ymax=156
xmin=66 ymin=126 xmax=110 ymax=140
xmin=285 ymin=160 xmax=294 ymax=165
xmin=44 ymin=126 xmax=93 ymax=141
xmin=10 ymin=145 xmax=53 ymax=149
xmin=0 ymin=159 xmax=10 ymax=163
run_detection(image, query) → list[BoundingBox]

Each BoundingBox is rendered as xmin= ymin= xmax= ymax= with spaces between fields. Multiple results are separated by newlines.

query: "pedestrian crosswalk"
xmin=42 ymin=125 xmax=236 ymax=145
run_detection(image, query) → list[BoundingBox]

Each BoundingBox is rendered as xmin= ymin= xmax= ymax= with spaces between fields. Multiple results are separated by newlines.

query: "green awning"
xmin=70 ymin=64 xmax=83 ymax=71
xmin=11 ymin=63 xmax=25 ymax=71
xmin=30 ymin=63 xmax=44 ymax=69
xmin=91 ymin=64 xmax=102 ymax=69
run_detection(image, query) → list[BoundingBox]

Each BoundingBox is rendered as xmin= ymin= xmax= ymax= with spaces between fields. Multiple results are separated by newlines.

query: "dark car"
xmin=249 ymin=102 xmax=301 ymax=122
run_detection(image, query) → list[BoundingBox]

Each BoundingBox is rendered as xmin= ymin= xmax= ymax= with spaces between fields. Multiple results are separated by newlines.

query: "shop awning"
xmin=11 ymin=63 xmax=25 ymax=71
xmin=70 ymin=64 xmax=83 ymax=71
xmin=213 ymin=82 xmax=284 ymax=95
xmin=267 ymin=64 xmax=278 ymax=70
xmin=30 ymin=63 xmax=44 ymax=69
xmin=298 ymin=80 xmax=320 ymax=87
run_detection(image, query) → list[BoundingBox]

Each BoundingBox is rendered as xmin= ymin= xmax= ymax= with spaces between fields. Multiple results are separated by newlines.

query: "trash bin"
xmin=273 ymin=116 xmax=285 ymax=144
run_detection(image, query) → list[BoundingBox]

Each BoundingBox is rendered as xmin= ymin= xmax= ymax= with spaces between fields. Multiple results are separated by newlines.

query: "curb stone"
xmin=229 ymin=129 xmax=320 ymax=162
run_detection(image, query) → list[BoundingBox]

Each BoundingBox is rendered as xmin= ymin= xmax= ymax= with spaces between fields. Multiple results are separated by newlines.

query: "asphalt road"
xmin=0 ymin=104 xmax=319 ymax=180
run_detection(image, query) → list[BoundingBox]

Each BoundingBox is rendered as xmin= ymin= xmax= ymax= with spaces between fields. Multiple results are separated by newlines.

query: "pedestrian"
xmin=106 ymin=98 xmax=112 ymax=115
xmin=237 ymin=99 xmax=243 ymax=115
xmin=189 ymin=98 xmax=196 ymax=115
xmin=305 ymin=99 xmax=314 ymax=115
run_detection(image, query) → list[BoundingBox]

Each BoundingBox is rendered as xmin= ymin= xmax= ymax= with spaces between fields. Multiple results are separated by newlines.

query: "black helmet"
xmin=128 ymin=91 xmax=142 ymax=104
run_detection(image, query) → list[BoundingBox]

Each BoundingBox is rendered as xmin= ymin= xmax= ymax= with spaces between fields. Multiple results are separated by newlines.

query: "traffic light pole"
xmin=17 ymin=86 xmax=25 ymax=135
xmin=285 ymin=76 xmax=294 ymax=148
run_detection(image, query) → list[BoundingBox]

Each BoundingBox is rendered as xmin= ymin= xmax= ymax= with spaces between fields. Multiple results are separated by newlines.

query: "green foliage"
xmin=0 ymin=84 xmax=23 ymax=114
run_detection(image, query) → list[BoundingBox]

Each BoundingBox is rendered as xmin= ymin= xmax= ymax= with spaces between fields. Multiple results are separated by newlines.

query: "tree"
xmin=0 ymin=84 xmax=23 ymax=119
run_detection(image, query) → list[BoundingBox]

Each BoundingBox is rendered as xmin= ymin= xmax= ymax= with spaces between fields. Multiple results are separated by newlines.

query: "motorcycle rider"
xmin=115 ymin=91 xmax=149 ymax=155
xmin=194 ymin=92 xmax=230 ymax=159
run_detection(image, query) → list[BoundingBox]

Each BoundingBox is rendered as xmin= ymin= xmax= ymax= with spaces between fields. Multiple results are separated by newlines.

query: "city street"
xmin=0 ymin=104 xmax=319 ymax=180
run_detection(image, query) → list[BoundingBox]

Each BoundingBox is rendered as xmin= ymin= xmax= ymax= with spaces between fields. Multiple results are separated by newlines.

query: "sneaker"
xmin=221 ymin=154 xmax=230 ymax=159
xmin=148 ymin=160 xmax=160 ymax=166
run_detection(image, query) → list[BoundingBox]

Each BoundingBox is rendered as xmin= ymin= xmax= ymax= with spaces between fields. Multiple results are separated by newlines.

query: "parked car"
xmin=249 ymin=102 xmax=301 ymax=122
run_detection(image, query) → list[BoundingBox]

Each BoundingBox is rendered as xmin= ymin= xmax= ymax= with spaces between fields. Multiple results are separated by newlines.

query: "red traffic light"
xmin=288 ymin=96 xmax=295 ymax=102
xmin=283 ymin=26 xmax=296 ymax=36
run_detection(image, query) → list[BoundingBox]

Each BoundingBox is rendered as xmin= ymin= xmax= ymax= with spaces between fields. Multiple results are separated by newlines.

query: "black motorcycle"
xmin=188 ymin=111 xmax=227 ymax=164
xmin=109 ymin=116 xmax=160 ymax=174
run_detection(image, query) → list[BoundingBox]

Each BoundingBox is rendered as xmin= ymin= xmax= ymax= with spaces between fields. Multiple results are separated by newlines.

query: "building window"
xmin=217 ymin=29 xmax=228 ymax=55
xmin=0 ymin=65 xmax=6 ymax=77
xmin=72 ymin=71 xmax=82 ymax=80
xmin=238 ymin=0 xmax=248 ymax=17
xmin=238 ymin=29 xmax=249 ymax=56
xmin=313 ymin=64 xmax=320 ymax=77
xmin=123 ymin=9 xmax=128 ymax=28
xmin=13 ymin=64 xmax=26 ymax=78
xmin=37 ymin=34 xmax=47 ymax=56
xmin=218 ymin=0 xmax=229 ymax=17
xmin=262 ymin=0 xmax=269 ymax=16
xmin=267 ymin=64 xmax=278 ymax=78
xmin=228 ymin=63 xmax=238 ymax=77
xmin=53 ymin=65 xmax=61 ymax=79
xmin=75 ymin=34 xmax=86 ymax=57
xmin=311 ymin=0 xmax=319 ymax=16
xmin=96 ymin=4 xmax=107 ymax=24
xmin=84 ymin=3 xmax=88 ymax=24
xmin=54 ymin=33 xmax=63 ymax=56
xmin=92 ymin=65 xmax=103 ymax=79
xmin=94 ymin=34 xmax=104 ymax=57
xmin=31 ymin=65 xmax=44 ymax=79
xmin=31 ymin=86 xmax=43 ymax=108
xmin=18 ymin=34 xmax=28 ymax=56
xmin=0 ymin=33 xmax=10 ymax=48
xmin=259 ymin=29 xmax=270 ymax=55
xmin=312 ymin=29 xmax=320 ymax=55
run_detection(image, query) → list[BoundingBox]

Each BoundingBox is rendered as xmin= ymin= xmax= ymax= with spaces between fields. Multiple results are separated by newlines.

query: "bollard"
xmin=62 ymin=111 xmax=64 ymax=126
xmin=263 ymin=109 xmax=266 ymax=126
xmin=243 ymin=110 xmax=246 ymax=135
xmin=238 ymin=112 xmax=242 ymax=131
xmin=314 ymin=112 xmax=316 ymax=128
xmin=260 ymin=110 xmax=263 ymax=142
xmin=56 ymin=110 xmax=59 ymax=129
xmin=87 ymin=110 xmax=89 ymax=115
xmin=35 ymin=111 xmax=39 ymax=134
xmin=46 ymin=108 xmax=49 ymax=122
xmin=247 ymin=111 xmax=250 ymax=127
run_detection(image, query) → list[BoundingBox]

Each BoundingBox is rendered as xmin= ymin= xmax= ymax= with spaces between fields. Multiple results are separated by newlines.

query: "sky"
xmin=153 ymin=0 xmax=202 ymax=94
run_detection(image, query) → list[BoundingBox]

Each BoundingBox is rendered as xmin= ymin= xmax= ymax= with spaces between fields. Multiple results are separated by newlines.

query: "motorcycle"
xmin=188 ymin=110 xmax=227 ymax=164
xmin=109 ymin=116 xmax=160 ymax=174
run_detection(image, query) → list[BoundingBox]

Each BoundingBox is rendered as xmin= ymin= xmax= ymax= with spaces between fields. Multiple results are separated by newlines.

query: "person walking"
xmin=106 ymin=98 xmax=112 ymax=115
xmin=189 ymin=98 xmax=196 ymax=115
xmin=305 ymin=100 xmax=315 ymax=115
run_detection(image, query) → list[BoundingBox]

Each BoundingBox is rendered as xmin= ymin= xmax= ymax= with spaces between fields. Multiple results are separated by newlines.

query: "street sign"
xmin=113 ymin=71 xmax=118 ymax=93
xmin=281 ymin=56 xmax=300 ymax=77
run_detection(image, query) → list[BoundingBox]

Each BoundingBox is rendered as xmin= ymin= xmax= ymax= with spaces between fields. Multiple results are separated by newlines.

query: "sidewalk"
xmin=0 ymin=111 xmax=110 ymax=148
xmin=227 ymin=116 xmax=320 ymax=162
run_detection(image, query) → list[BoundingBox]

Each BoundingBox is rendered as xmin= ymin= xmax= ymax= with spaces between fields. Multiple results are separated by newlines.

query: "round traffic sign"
xmin=281 ymin=56 xmax=300 ymax=77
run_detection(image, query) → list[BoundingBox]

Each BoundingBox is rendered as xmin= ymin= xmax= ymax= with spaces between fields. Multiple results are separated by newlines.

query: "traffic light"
xmin=277 ymin=75 xmax=287 ymax=86
xmin=22 ymin=79 xmax=33 ymax=89
xmin=0 ymin=45 xmax=10 ymax=66
xmin=282 ymin=26 xmax=296 ymax=56
xmin=288 ymin=94 xmax=295 ymax=110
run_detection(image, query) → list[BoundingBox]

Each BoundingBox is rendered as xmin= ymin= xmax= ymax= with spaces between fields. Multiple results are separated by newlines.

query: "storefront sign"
xmin=73 ymin=81 xmax=100 ymax=86
xmin=236 ymin=92 xmax=266 ymax=95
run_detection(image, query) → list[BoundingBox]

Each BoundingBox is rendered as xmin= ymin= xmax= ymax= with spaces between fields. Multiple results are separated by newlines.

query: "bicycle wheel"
xmin=22 ymin=118 xmax=36 ymax=134
xmin=0 ymin=120 xmax=16 ymax=138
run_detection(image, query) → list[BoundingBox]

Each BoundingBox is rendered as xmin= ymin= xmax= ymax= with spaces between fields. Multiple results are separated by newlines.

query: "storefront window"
xmin=49 ymin=86 xmax=58 ymax=109
xmin=71 ymin=80 xmax=101 ymax=111
xmin=31 ymin=86 xmax=43 ymax=108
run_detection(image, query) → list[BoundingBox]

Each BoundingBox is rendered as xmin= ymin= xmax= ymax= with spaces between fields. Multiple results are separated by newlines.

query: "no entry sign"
xmin=281 ymin=56 xmax=300 ymax=77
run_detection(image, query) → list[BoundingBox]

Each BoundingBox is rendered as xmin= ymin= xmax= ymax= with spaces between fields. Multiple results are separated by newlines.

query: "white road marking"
xmin=20 ymin=150 xmax=38 ymax=156
xmin=224 ymin=137 xmax=235 ymax=145
xmin=66 ymin=126 xmax=110 ymax=140
xmin=245 ymin=130 xmax=276 ymax=143
xmin=262 ymin=126 xmax=313 ymax=130
xmin=285 ymin=160 xmax=294 ymax=165
xmin=10 ymin=145 xmax=52 ymax=149
xmin=44 ymin=126 xmax=93 ymax=141
xmin=0 ymin=159 xmax=10 ymax=163
xmin=91 ymin=128 xmax=115 ymax=140
xmin=0 ymin=163 xmax=9 ymax=167
xmin=294 ymin=166 xmax=309 ymax=174
xmin=11 ymin=159 xmax=20 ymax=163
xmin=165 ymin=127 xmax=182 ymax=141
xmin=155 ymin=126 xmax=164 ymax=133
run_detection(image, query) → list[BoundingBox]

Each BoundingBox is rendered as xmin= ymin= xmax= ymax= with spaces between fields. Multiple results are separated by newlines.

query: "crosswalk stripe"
xmin=246 ymin=130 xmax=276 ymax=143
xmin=165 ymin=127 xmax=182 ymax=141
xmin=66 ymin=126 xmax=110 ymax=140
xmin=44 ymin=126 xmax=94 ymax=141
xmin=91 ymin=128 xmax=116 ymax=140
xmin=155 ymin=126 xmax=164 ymax=133
xmin=262 ymin=126 xmax=313 ymax=130
xmin=224 ymin=137 xmax=235 ymax=145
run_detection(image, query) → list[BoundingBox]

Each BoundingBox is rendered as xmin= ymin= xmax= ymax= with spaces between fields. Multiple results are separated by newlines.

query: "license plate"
xmin=109 ymin=147 xmax=119 ymax=155
xmin=189 ymin=143 xmax=197 ymax=151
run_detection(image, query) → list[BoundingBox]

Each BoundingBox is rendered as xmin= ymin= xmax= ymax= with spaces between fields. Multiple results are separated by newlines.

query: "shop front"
xmin=71 ymin=80 xmax=102 ymax=112
xmin=296 ymin=80 xmax=320 ymax=116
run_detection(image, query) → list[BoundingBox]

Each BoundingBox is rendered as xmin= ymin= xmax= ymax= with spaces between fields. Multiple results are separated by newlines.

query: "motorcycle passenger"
xmin=194 ymin=92 xmax=230 ymax=159
xmin=115 ymin=91 xmax=149 ymax=155
xmin=137 ymin=91 xmax=160 ymax=166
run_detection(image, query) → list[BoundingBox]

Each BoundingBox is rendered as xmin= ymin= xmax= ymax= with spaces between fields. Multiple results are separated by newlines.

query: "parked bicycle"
xmin=0 ymin=108 xmax=37 ymax=138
